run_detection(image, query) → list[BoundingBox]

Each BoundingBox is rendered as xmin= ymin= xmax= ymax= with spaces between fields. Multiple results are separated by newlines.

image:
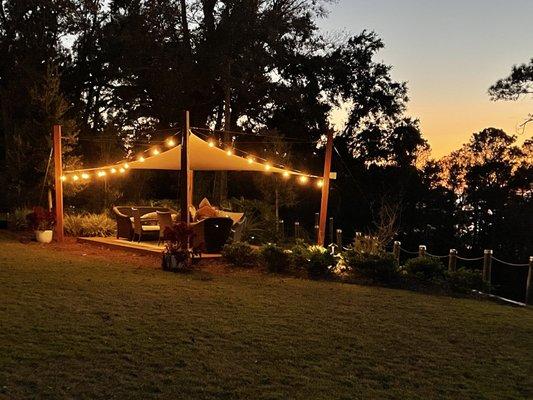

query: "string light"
xmin=247 ymin=156 xmax=254 ymax=164
xmin=110 ymin=168 xmax=117 ymax=174
xmin=97 ymin=170 xmax=106 ymax=177
xmin=60 ymin=175 xmax=66 ymax=181
xmin=81 ymin=173 xmax=90 ymax=180
xmin=152 ymin=148 xmax=160 ymax=155
xmin=166 ymin=138 xmax=176 ymax=147
xmin=123 ymin=163 xmax=129 ymax=169
xmin=264 ymin=163 xmax=271 ymax=171
xmin=72 ymin=175 xmax=79 ymax=181
xmin=316 ymin=179 xmax=324 ymax=188
xmin=119 ymin=167 xmax=126 ymax=174
xmin=138 ymin=156 xmax=145 ymax=162
xmin=298 ymin=175 xmax=309 ymax=184
xmin=226 ymin=148 xmax=234 ymax=156
xmin=208 ymin=139 xmax=215 ymax=147
xmin=282 ymin=171 xmax=290 ymax=178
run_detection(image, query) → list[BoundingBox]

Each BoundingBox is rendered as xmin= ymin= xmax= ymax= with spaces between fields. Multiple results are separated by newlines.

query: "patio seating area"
xmin=110 ymin=198 xmax=245 ymax=254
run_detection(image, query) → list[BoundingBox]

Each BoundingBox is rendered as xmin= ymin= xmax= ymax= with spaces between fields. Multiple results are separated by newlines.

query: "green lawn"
xmin=0 ymin=232 xmax=531 ymax=399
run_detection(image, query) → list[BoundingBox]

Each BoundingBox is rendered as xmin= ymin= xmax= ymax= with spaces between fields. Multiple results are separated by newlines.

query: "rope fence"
xmin=491 ymin=257 xmax=529 ymax=267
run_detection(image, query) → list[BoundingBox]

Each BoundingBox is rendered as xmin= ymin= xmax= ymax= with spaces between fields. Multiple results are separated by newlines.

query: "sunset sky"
xmin=319 ymin=0 xmax=533 ymax=157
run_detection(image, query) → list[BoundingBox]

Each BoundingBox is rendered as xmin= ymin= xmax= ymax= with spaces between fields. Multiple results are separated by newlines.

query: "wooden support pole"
xmin=53 ymin=125 xmax=64 ymax=242
xmin=187 ymin=170 xmax=194 ymax=208
xmin=318 ymin=129 xmax=334 ymax=246
xmin=180 ymin=111 xmax=190 ymax=225
xmin=393 ymin=241 xmax=401 ymax=266
xmin=448 ymin=249 xmax=457 ymax=272
xmin=418 ymin=245 xmax=426 ymax=257
xmin=526 ymin=257 xmax=533 ymax=305
xmin=483 ymin=249 xmax=492 ymax=289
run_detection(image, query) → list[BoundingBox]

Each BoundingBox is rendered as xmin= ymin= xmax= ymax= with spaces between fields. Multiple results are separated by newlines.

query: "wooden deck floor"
xmin=77 ymin=237 xmax=222 ymax=258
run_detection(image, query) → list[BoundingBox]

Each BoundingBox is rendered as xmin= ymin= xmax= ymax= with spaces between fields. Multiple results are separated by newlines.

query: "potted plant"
xmin=26 ymin=207 xmax=55 ymax=243
xmin=161 ymin=223 xmax=201 ymax=272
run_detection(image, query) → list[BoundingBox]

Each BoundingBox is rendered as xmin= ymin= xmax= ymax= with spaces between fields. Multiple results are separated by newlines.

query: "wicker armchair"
xmin=112 ymin=206 xmax=177 ymax=240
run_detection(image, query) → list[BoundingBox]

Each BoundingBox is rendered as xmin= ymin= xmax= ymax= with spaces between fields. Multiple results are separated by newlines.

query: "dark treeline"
xmin=0 ymin=0 xmax=531 ymax=261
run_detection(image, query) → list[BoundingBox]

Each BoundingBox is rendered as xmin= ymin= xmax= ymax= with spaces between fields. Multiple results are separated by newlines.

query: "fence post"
xmin=418 ymin=245 xmax=426 ymax=257
xmin=328 ymin=217 xmax=334 ymax=245
xmin=354 ymin=232 xmax=362 ymax=249
xmin=278 ymin=219 xmax=284 ymax=239
xmin=294 ymin=221 xmax=300 ymax=240
xmin=483 ymin=249 xmax=493 ymax=289
xmin=525 ymin=256 xmax=533 ymax=305
xmin=336 ymin=229 xmax=342 ymax=249
xmin=393 ymin=241 xmax=401 ymax=266
xmin=314 ymin=213 xmax=320 ymax=244
xmin=448 ymin=249 xmax=457 ymax=272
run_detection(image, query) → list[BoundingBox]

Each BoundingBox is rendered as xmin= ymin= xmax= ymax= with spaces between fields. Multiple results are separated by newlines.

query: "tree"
xmin=489 ymin=58 xmax=533 ymax=131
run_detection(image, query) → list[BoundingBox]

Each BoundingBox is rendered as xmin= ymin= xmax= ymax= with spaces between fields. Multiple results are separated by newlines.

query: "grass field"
xmin=0 ymin=231 xmax=532 ymax=399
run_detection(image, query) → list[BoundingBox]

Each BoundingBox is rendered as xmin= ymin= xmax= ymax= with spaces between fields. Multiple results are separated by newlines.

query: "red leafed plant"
xmin=26 ymin=207 xmax=55 ymax=231
xmin=161 ymin=223 xmax=201 ymax=271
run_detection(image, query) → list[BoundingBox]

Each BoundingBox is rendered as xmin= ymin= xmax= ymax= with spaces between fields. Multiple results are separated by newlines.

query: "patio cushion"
xmin=197 ymin=205 xmax=218 ymax=220
xmin=199 ymin=197 xmax=212 ymax=209
xmin=141 ymin=225 xmax=160 ymax=232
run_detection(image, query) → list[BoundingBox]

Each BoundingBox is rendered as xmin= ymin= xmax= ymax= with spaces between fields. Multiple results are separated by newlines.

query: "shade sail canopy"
xmin=127 ymin=132 xmax=309 ymax=176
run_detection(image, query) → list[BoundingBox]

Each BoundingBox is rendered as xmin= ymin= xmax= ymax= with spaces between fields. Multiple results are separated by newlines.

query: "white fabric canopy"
xmin=127 ymin=132 xmax=309 ymax=176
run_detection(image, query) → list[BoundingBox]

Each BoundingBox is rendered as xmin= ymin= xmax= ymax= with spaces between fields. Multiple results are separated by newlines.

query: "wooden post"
xmin=354 ymin=231 xmax=362 ymax=250
xmin=278 ymin=219 xmax=284 ymax=238
xmin=525 ymin=256 xmax=532 ymax=305
xmin=328 ymin=217 xmax=334 ymax=245
xmin=294 ymin=221 xmax=300 ymax=240
xmin=314 ymin=212 xmax=320 ymax=243
xmin=318 ymin=129 xmax=334 ymax=246
xmin=418 ymin=245 xmax=426 ymax=257
xmin=187 ymin=170 xmax=194 ymax=208
xmin=393 ymin=241 xmax=401 ymax=266
xmin=448 ymin=249 xmax=457 ymax=272
xmin=335 ymin=228 xmax=342 ymax=249
xmin=483 ymin=249 xmax=492 ymax=288
xmin=180 ymin=111 xmax=190 ymax=225
xmin=53 ymin=125 xmax=64 ymax=242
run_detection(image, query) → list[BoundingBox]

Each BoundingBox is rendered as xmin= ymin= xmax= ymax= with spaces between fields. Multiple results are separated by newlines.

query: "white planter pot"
xmin=35 ymin=230 xmax=53 ymax=244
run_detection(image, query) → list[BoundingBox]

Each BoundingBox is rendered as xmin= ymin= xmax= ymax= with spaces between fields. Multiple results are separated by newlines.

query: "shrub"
xmin=26 ymin=207 xmax=55 ymax=231
xmin=343 ymin=249 xmax=398 ymax=283
xmin=64 ymin=213 xmax=116 ymax=237
xmin=288 ymin=239 xmax=310 ymax=270
xmin=260 ymin=243 xmax=290 ymax=273
xmin=445 ymin=268 xmax=484 ymax=293
xmin=404 ymin=256 xmax=445 ymax=281
xmin=222 ymin=241 xmax=260 ymax=268
xmin=306 ymin=245 xmax=336 ymax=279
xmin=8 ymin=208 xmax=32 ymax=230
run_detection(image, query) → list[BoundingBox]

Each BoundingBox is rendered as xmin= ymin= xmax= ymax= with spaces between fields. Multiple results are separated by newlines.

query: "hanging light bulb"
xmin=72 ymin=175 xmax=79 ymax=181
xmin=123 ymin=163 xmax=129 ymax=169
xmin=298 ymin=175 xmax=309 ymax=184
xmin=226 ymin=148 xmax=234 ymax=156
xmin=247 ymin=156 xmax=254 ymax=164
xmin=316 ymin=179 xmax=324 ymax=188
xmin=138 ymin=156 xmax=145 ymax=162
xmin=208 ymin=139 xmax=215 ymax=147
xmin=81 ymin=173 xmax=90 ymax=180
xmin=152 ymin=148 xmax=160 ymax=156
xmin=97 ymin=170 xmax=106 ymax=178
xmin=264 ymin=162 xmax=272 ymax=171
xmin=282 ymin=171 xmax=290 ymax=178
xmin=110 ymin=168 xmax=117 ymax=174
xmin=119 ymin=167 xmax=126 ymax=174
xmin=60 ymin=175 xmax=67 ymax=181
xmin=166 ymin=138 xmax=176 ymax=147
